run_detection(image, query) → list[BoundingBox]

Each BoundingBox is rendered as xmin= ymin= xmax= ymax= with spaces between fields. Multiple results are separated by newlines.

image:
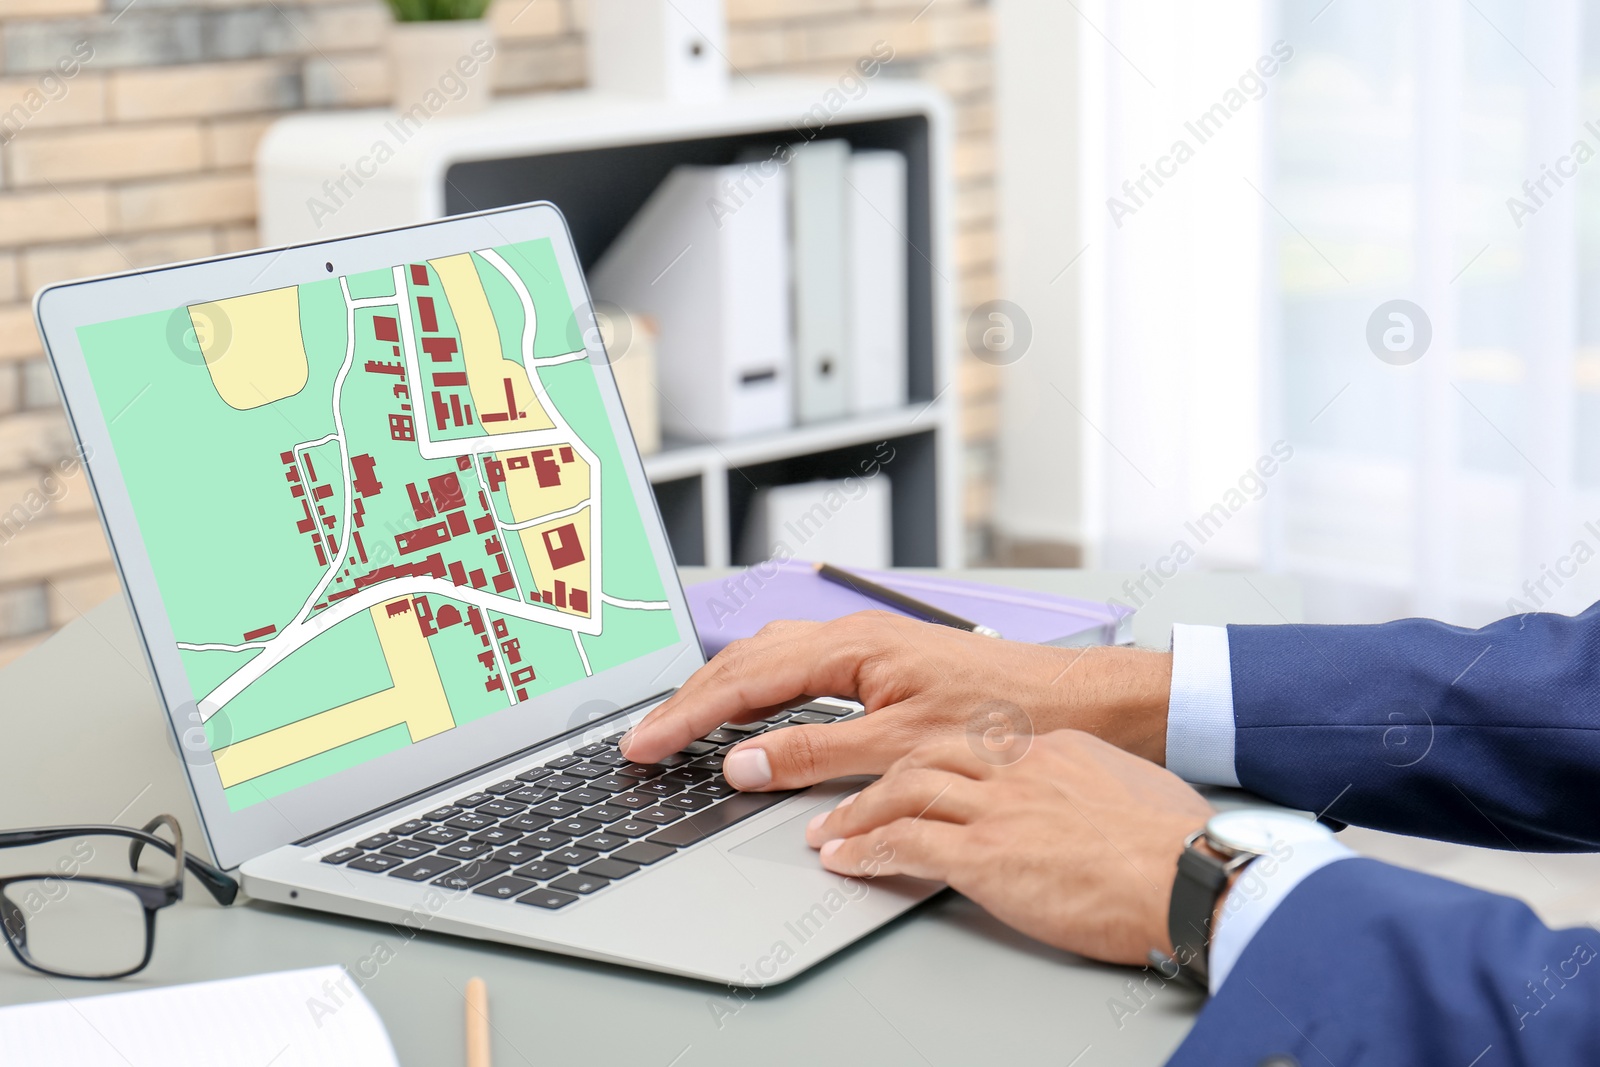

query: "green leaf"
xmin=385 ymin=0 xmax=491 ymax=19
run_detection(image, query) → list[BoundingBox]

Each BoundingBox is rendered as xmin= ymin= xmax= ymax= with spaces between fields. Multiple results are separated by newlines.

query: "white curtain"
xmin=1082 ymin=0 xmax=1599 ymax=626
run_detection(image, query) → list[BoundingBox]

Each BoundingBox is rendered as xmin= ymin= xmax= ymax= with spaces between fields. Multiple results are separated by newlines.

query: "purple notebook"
xmin=685 ymin=559 xmax=1132 ymax=656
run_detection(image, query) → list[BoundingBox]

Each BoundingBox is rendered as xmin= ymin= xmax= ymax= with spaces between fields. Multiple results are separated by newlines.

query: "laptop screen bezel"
xmin=33 ymin=202 xmax=706 ymax=871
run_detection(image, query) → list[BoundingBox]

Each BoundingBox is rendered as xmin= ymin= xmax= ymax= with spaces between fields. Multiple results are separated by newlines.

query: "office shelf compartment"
xmin=259 ymin=77 xmax=961 ymax=566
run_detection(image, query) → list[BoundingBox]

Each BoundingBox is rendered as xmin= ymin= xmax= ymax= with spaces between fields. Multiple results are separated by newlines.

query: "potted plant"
xmin=384 ymin=0 xmax=497 ymax=118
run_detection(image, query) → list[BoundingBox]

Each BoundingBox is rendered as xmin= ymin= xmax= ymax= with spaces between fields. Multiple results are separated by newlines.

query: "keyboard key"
xmin=608 ymin=820 xmax=658 ymax=838
xmin=521 ymin=831 xmax=571 ymax=850
xmin=550 ymin=818 xmax=602 ymax=837
xmin=692 ymin=754 xmax=726 ymax=773
xmin=788 ymin=711 xmax=837 ymax=725
xmin=798 ymin=703 xmax=846 ymax=718
xmin=512 ymin=861 xmax=566 ymax=881
xmin=635 ymin=781 xmax=683 ymax=798
xmin=484 ymin=779 xmax=522 ymax=795
xmin=549 ymin=873 xmax=608 ymax=895
xmin=436 ymin=841 xmax=490 ymax=860
xmin=615 ymin=764 xmax=658 ymax=780
xmin=504 ymin=813 xmax=554 ymax=834
xmin=491 ymin=845 xmax=542 ymax=865
xmin=389 ymin=819 xmax=429 ymax=835
xmin=544 ymin=754 xmax=583 ymax=770
xmin=474 ymin=876 xmax=536 ymax=900
xmin=574 ymin=742 xmax=609 ymax=757
xmin=633 ymin=807 xmax=684 ymax=826
xmin=560 ymin=788 xmax=611 ymax=806
xmin=702 ymin=729 xmax=742 ymax=745
xmin=580 ymin=858 xmax=640 ymax=880
xmin=529 ymin=800 xmax=583 ymax=819
xmin=576 ymin=833 xmax=628 ymax=852
xmin=540 ymin=775 xmax=584 ymax=791
xmin=680 ymin=740 xmax=717 ymax=756
xmin=432 ymin=860 xmax=510 ymax=891
xmin=663 ymin=792 xmax=717 ymax=812
xmin=446 ymin=812 xmax=496 ymax=831
xmin=661 ymin=768 xmax=711 ymax=786
xmin=648 ymin=791 xmax=797 ymax=848
xmin=468 ymin=827 xmax=521 ymax=846
xmin=581 ymin=805 xmax=630 ymax=823
xmin=381 ymin=840 xmax=432 ymax=859
xmin=610 ymin=792 xmax=654 ymax=810
xmin=719 ymin=722 xmax=765 ymax=735
xmin=422 ymin=806 xmax=462 ymax=822
xmin=454 ymin=793 xmax=494 ymax=808
xmin=355 ymin=833 xmax=397 ymax=850
xmin=518 ymin=888 xmax=579 ymax=910
xmin=476 ymin=800 xmax=525 ymax=818
xmin=506 ymin=787 xmax=557 ymax=805
xmin=565 ymin=764 xmax=609 ymax=780
xmin=588 ymin=775 xmax=635 ymax=793
xmin=321 ymin=847 xmax=362 ymax=865
xmin=655 ymin=753 xmax=691 ymax=768
xmin=612 ymin=842 xmax=675 ymax=865
xmin=414 ymin=825 xmax=467 ymax=845
xmin=546 ymin=846 xmax=600 ymax=867
xmin=587 ymin=751 xmax=629 ymax=766
xmin=604 ymin=732 xmax=627 ymax=744
xmin=763 ymin=712 xmax=792 ymax=723
xmin=347 ymin=853 xmax=405 ymax=873
xmin=515 ymin=767 xmax=553 ymax=783
xmin=389 ymin=856 xmax=460 ymax=881
xmin=696 ymin=778 xmax=736 ymax=798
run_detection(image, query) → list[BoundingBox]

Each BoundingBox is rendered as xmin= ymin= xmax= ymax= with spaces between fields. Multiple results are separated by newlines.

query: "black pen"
xmin=813 ymin=561 xmax=1003 ymax=638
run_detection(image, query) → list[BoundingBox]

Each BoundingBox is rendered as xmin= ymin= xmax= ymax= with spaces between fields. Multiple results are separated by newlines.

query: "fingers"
xmin=818 ymin=817 xmax=965 ymax=882
xmin=622 ymin=617 xmax=878 ymax=763
xmin=721 ymin=714 xmax=914 ymax=790
xmin=805 ymin=768 xmax=982 ymax=847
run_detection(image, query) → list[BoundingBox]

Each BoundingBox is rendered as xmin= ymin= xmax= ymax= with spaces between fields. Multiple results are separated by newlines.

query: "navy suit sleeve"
xmin=1168 ymin=858 xmax=1600 ymax=1067
xmin=1227 ymin=605 xmax=1600 ymax=849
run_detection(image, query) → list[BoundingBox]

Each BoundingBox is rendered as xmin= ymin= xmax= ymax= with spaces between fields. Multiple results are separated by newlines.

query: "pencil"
xmin=465 ymin=976 xmax=491 ymax=1067
xmin=814 ymin=561 xmax=1003 ymax=638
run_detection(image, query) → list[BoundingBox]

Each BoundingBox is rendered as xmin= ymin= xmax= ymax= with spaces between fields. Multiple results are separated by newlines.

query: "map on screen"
xmin=78 ymin=238 xmax=679 ymax=811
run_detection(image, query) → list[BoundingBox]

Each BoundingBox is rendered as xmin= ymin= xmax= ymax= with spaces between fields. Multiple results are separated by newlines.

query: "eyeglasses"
xmin=0 ymin=815 xmax=238 ymax=980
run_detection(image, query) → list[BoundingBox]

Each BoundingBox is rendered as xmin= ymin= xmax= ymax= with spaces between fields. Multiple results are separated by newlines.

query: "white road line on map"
xmin=599 ymin=594 xmax=672 ymax=611
xmin=572 ymin=628 xmax=592 ymax=676
xmin=533 ymin=349 xmax=588 ymax=366
xmin=177 ymin=641 xmax=269 ymax=653
xmin=498 ymin=497 xmax=590 ymax=532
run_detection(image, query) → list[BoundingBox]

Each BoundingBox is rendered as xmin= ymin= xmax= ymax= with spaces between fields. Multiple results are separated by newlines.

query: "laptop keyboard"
xmin=318 ymin=704 xmax=852 ymax=911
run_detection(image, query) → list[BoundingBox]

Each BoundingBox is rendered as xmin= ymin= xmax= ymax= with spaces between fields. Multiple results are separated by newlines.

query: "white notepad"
xmin=0 ymin=966 xmax=399 ymax=1067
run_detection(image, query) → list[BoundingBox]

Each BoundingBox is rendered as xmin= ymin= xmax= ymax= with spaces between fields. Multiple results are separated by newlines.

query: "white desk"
xmin=3 ymin=569 xmax=1592 ymax=1065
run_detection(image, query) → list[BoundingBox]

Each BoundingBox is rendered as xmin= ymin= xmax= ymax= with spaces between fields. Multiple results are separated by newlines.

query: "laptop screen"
xmin=74 ymin=236 xmax=681 ymax=814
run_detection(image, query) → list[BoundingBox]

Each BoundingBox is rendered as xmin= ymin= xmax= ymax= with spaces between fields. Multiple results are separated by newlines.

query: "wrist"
xmin=1050 ymin=646 xmax=1172 ymax=765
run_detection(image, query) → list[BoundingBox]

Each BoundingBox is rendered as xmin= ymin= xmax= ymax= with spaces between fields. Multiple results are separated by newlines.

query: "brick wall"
xmin=0 ymin=0 xmax=999 ymax=666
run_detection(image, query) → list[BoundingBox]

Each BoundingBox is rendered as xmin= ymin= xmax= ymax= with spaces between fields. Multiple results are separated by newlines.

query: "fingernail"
xmin=836 ymin=791 xmax=859 ymax=809
xmin=819 ymin=838 xmax=844 ymax=865
xmin=618 ymin=729 xmax=635 ymax=757
xmin=724 ymin=747 xmax=772 ymax=789
xmin=806 ymin=810 xmax=828 ymax=845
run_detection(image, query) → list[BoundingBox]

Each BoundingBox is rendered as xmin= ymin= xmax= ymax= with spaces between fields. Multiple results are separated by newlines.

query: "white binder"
xmin=591 ymin=163 xmax=793 ymax=441
xmin=846 ymin=150 xmax=909 ymax=414
xmin=737 ymin=476 xmax=894 ymax=568
xmin=789 ymin=140 xmax=850 ymax=424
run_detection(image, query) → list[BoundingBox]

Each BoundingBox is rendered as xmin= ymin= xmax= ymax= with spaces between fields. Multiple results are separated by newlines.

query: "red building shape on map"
xmin=542 ymin=522 xmax=585 ymax=570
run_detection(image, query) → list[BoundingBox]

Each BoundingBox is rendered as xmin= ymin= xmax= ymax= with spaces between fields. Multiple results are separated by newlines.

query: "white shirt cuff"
xmin=1166 ymin=623 xmax=1239 ymax=787
xmin=1209 ymin=838 xmax=1356 ymax=993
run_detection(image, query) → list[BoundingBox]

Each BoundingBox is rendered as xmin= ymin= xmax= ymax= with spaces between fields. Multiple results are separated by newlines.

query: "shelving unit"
xmin=258 ymin=76 xmax=961 ymax=567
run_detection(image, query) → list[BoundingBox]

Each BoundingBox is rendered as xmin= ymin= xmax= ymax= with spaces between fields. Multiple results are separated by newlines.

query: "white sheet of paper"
xmin=0 ymin=965 xmax=399 ymax=1067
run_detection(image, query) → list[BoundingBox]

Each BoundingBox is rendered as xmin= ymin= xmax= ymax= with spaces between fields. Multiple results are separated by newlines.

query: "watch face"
xmin=1206 ymin=809 xmax=1332 ymax=857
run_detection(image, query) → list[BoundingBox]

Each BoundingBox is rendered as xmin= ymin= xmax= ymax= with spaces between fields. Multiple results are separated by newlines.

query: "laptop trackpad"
xmin=728 ymin=787 xmax=858 ymax=869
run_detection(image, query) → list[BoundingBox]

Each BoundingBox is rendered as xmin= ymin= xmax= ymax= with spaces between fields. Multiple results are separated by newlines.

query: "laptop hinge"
xmin=292 ymin=689 xmax=675 ymax=847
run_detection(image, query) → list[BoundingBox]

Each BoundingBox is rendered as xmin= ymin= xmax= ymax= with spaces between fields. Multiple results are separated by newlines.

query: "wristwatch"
xmin=1162 ymin=809 xmax=1334 ymax=990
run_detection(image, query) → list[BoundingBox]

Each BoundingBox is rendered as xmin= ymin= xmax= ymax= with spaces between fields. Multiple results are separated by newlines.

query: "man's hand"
xmin=807 ymin=731 xmax=1214 ymax=966
xmin=620 ymin=612 xmax=1173 ymax=790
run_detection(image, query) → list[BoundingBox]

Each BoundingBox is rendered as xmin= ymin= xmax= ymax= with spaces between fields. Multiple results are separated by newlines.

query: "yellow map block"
xmin=521 ymin=506 xmax=592 ymax=618
xmin=213 ymin=601 xmax=455 ymax=788
xmin=497 ymin=444 xmax=590 ymax=524
xmin=429 ymin=253 xmax=554 ymax=434
xmin=192 ymin=287 xmax=309 ymax=411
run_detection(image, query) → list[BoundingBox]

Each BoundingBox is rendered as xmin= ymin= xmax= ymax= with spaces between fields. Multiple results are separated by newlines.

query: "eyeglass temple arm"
xmin=0 ymin=823 xmax=239 ymax=906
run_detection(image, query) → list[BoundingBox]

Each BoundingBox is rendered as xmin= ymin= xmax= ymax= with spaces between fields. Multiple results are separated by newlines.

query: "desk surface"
xmin=5 ymin=568 xmax=1588 ymax=1066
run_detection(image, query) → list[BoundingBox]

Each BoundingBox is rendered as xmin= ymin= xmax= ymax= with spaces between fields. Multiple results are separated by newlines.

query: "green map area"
xmin=79 ymin=238 xmax=677 ymax=810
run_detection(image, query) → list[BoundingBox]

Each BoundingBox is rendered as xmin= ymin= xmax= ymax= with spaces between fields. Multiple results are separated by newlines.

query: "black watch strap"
xmin=1167 ymin=842 xmax=1232 ymax=988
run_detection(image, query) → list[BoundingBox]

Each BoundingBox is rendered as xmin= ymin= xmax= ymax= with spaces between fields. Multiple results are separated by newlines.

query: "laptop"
xmin=33 ymin=202 xmax=941 ymax=986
